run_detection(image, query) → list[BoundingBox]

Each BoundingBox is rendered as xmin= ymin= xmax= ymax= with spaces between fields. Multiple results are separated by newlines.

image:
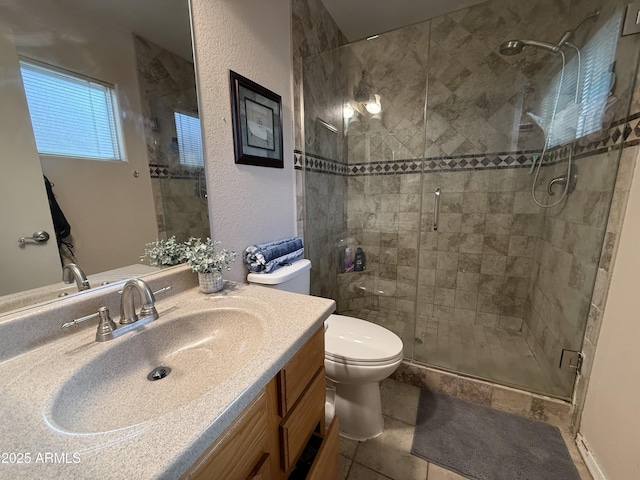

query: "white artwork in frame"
xmin=245 ymin=98 xmax=275 ymax=151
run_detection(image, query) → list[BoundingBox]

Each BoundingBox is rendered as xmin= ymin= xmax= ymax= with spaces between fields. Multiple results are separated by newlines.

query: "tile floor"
xmin=338 ymin=379 xmax=592 ymax=480
xmin=343 ymin=307 xmax=570 ymax=397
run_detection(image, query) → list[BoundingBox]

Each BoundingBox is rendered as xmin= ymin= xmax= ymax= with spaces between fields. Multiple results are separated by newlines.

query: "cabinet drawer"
xmin=183 ymin=391 xmax=269 ymax=480
xmin=307 ymin=416 xmax=340 ymax=480
xmin=278 ymin=327 xmax=324 ymax=417
xmin=279 ymin=367 xmax=326 ymax=473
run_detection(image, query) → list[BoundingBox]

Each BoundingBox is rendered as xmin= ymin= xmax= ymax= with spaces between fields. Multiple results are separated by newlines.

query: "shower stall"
xmin=301 ymin=0 xmax=640 ymax=399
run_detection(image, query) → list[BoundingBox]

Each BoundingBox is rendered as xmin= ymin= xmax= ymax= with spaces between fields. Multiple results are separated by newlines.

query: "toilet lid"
xmin=325 ymin=314 xmax=403 ymax=364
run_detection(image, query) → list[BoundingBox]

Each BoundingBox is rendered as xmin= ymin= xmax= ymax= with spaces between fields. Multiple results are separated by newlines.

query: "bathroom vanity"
xmin=0 ymin=265 xmax=336 ymax=479
xmin=183 ymin=327 xmax=339 ymax=479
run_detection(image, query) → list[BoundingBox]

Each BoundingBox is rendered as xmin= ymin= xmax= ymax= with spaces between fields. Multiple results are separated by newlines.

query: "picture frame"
xmin=229 ymin=70 xmax=283 ymax=168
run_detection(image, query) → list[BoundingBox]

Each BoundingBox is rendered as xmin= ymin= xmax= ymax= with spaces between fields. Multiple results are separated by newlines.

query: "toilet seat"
xmin=325 ymin=351 xmax=404 ymax=367
xmin=324 ymin=314 xmax=403 ymax=366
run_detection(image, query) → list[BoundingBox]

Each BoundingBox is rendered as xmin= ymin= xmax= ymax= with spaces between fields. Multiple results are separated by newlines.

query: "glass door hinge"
xmin=560 ymin=349 xmax=583 ymax=373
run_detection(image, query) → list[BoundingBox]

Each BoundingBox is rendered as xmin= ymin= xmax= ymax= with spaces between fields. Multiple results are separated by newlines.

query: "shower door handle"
xmin=433 ymin=188 xmax=441 ymax=231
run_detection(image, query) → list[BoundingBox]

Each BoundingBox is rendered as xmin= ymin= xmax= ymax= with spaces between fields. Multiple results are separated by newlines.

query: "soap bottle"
xmin=354 ymin=247 xmax=366 ymax=272
xmin=344 ymin=247 xmax=354 ymax=272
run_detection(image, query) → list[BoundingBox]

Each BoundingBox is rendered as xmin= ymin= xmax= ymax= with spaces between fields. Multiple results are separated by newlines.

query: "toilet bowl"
xmin=324 ymin=314 xmax=403 ymax=440
xmin=247 ymin=258 xmax=404 ymax=441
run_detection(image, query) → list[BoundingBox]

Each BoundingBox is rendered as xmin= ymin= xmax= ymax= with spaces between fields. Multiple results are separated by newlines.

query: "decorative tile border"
xmin=294 ymin=150 xmax=350 ymax=175
xmin=297 ymin=113 xmax=640 ymax=177
xmin=148 ymin=163 xmax=204 ymax=179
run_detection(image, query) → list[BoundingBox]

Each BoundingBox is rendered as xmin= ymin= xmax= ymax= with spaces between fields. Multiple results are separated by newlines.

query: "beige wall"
xmin=190 ymin=0 xmax=296 ymax=282
xmin=0 ymin=0 xmax=158 ymax=275
xmin=579 ymin=148 xmax=640 ymax=479
xmin=0 ymin=27 xmax=61 ymax=295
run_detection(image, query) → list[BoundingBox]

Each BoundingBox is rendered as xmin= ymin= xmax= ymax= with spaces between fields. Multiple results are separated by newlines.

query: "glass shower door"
xmin=413 ymin=0 xmax=640 ymax=399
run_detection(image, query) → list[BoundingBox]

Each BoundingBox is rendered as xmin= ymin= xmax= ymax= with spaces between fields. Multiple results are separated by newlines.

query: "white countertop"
xmin=0 ymin=271 xmax=335 ymax=479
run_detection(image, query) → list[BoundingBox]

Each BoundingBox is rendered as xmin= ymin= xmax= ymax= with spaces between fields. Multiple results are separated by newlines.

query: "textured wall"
xmin=190 ymin=0 xmax=295 ymax=283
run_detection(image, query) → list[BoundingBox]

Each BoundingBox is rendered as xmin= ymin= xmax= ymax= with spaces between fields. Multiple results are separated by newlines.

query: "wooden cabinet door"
xmin=307 ymin=416 xmax=339 ymax=480
xmin=183 ymin=391 xmax=269 ymax=480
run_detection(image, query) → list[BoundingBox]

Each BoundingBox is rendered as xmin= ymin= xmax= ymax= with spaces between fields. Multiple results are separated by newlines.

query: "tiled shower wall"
xmin=524 ymin=148 xmax=621 ymax=393
xmin=134 ymin=35 xmax=209 ymax=242
xmin=292 ymin=0 xmax=348 ymax=299
xmin=342 ymin=166 xmax=543 ymax=328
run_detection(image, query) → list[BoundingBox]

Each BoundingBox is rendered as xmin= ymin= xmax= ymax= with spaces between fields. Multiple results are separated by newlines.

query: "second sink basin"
xmin=48 ymin=308 xmax=263 ymax=434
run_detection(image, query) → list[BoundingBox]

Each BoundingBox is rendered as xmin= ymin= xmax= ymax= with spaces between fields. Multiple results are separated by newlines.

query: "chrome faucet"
xmin=119 ymin=278 xmax=159 ymax=325
xmin=62 ymin=263 xmax=90 ymax=291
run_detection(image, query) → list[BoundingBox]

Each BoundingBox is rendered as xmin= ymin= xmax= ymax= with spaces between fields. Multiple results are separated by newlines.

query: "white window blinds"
xmin=174 ymin=111 xmax=204 ymax=167
xmin=534 ymin=12 xmax=621 ymax=148
xmin=19 ymin=60 xmax=123 ymax=161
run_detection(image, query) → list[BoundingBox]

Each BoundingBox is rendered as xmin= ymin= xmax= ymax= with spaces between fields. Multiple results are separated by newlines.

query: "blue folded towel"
xmin=244 ymin=237 xmax=304 ymax=273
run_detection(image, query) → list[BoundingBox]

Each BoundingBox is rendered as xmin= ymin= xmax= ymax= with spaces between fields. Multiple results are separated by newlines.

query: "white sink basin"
xmin=48 ymin=308 xmax=263 ymax=434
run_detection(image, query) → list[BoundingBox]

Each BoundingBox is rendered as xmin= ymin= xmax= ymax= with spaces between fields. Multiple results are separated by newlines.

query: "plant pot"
xmin=198 ymin=271 xmax=224 ymax=293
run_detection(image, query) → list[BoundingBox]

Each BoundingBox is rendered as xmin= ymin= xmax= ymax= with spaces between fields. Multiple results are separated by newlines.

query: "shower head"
xmin=498 ymin=39 xmax=559 ymax=56
xmin=499 ymin=40 xmax=524 ymax=55
xmin=499 ymin=8 xmax=600 ymax=57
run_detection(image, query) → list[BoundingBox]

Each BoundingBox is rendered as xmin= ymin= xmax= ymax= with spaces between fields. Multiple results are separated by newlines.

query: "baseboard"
xmin=576 ymin=433 xmax=607 ymax=480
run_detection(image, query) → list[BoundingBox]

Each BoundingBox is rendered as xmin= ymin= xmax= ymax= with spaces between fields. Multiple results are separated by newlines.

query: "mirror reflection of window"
xmin=19 ymin=59 xmax=124 ymax=161
xmin=535 ymin=11 xmax=622 ymax=148
xmin=174 ymin=111 xmax=204 ymax=167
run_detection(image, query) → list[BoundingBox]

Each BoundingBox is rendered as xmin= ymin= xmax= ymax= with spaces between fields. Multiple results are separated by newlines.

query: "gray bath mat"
xmin=411 ymin=390 xmax=580 ymax=480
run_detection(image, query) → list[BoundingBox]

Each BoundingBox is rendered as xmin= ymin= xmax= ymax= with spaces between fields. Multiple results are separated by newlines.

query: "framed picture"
xmin=229 ymin=70 xmax=283 ymax=168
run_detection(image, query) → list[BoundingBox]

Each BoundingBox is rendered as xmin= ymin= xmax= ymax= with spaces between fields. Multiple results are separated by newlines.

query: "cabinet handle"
xmin=433 ymin=189 xmax=441 ymax=231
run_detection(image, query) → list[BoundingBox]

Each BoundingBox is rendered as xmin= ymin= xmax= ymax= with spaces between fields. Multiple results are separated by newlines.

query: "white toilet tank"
xmin=246 ymin=259 xmax=311 ymax=295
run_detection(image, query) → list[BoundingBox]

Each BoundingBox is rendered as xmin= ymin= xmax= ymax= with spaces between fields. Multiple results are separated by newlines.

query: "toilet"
xmin=247 ymin=259 xmax=403 ymax=441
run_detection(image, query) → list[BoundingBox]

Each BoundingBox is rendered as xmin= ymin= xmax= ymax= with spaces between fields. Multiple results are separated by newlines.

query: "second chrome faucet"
xmin=62 ymin=263 xmax=90 ymax=292
xmin=119 ymin=278 xmax=159 ymax=325
xmin=61 ymin=278 xmax=171 ymax=342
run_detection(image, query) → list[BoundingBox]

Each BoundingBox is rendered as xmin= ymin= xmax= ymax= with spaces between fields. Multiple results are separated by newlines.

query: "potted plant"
xmin=184 ymin=237 xmax=237 ymax=293
xmin=140 ymin=236 xmax=187 ymax=267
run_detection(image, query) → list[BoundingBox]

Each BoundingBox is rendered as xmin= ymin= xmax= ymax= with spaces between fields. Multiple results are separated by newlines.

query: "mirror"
xmin=0 ymin=0 xmax=209 ymax=314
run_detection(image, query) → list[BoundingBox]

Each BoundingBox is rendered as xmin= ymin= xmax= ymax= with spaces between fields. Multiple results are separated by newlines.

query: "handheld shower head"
xmin=500 ymin=8 xmax=601 ymax=57
xmin=499 ymin=39 xmax=559 ymax=56
xmin=499 ymin=40 xmax=525 ymax=56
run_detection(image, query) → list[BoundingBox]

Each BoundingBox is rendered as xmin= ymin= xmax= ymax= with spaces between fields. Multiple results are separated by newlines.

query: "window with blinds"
xmin=19 ymin=60 xmax=123 ymax=161
xmin=174 ymin=111 xmax=204 ymax=167
xmin=534 ymin=11 xmax=621 ymax=148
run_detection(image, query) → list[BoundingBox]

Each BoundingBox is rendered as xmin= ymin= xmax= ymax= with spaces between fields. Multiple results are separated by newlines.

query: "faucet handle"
xmin=94 ymin=307 xmax=117 ymax=342
xmin=153 ymin=286 xmax=172 ymax=296
xmin=116 ymin=285 xmax=172 ymax=295
xmin=62 ymin=306 xmax=117 ymax=342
